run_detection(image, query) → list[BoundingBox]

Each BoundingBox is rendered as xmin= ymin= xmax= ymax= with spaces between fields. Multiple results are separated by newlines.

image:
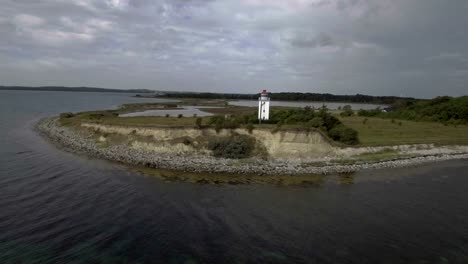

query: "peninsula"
xmin=35 ymin=93 xmax=468 ymax=181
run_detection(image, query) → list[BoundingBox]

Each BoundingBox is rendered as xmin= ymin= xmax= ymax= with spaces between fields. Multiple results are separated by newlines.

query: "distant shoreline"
xmin=35 ymin=117 xmax=468 ymax=181
xmin=1 ymin=86 xmax=419 ymax=105
xmin=0 ymin=86 xmax=154 ymax=94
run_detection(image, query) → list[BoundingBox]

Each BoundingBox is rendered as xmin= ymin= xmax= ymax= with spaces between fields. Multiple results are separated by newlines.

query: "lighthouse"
xmin=258 ymin=89 xmax=270 ymax=121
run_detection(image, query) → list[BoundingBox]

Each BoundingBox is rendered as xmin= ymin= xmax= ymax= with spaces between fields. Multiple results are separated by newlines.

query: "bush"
xmin=328 ymin=125 xmax=359 ymax=145
xmin=358 ymin=108 xmax=381 ymax=117
xmin=246 ymin=123 xmax=254 ymax=134
xmin=339 ymin=105 xmax=354 ymax=117
xmin=164 ymin=103 xmax=178 ymax=108
xmin=60 ymin=112 xmax=74 ymax=118
xmin=214 ymin=122 xmax=223 ymax=133
xmin=322 ymin=115 xmax=340 ymax=131
xmin=223 ymin=119 xmax=240 ymax=129
xmin=165 ymin=114 xmax=170 ymax=118
xmin=177 ymin=114 xmax=183 ymax=118
xmin=208 ymin=115 xmax=225 ymax=125
xmin=195 ymin=117 xmax=203 ymax=128
xmin=208 ymin=115 xmax=240 ymax=130
xmin=207 ymin=134 xmax=255 ymax=159
xmin=306 ymin=117 xmax=322 ymax=128
xmin=82 ymin=111 xmax=117 ymax=120
xmin=209 ymin=116 xmax=225 ymax=133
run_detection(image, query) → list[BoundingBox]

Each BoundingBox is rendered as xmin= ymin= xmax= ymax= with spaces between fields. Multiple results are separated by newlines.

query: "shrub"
xmin=165 ymin=114 xmax=170 ymax=118
xmin=322 ymin=115 xmax=340 ymax=131
xmin=164 ymin=103 xmax=178 ymax=108
xmin=223 ymin=119 xmax=240 ymax=129
xmin=84 ymin=111 xmax=116 ymax=120
xmin=328 ymin=125 xmax=359 ymax=145
xmin=207 ymin=134 xmax=255 ymax=159
xmin=339 ymin=105 xmax=354 ymax=117
xmin=358 ymin=108 xmax=381 ymax=117
xmin=209 ymin=116 xmax=225 ymax=133
xmin=246 ymin=123 xmax=254 ymax=134
xmin=208 ymin=115 xmax=225 ymax=125
xmin=214 ymin=122 xmax=223 ymax=133
xmin=195 ymin=117 xmax=203 ymax=128
xmin=308 ymin=117 xmax=324 ymax=128
xmin=177 ymin=114 xmax=183 ymax=118
xmin=60 ymin=112 xmax=74 ymax=118
xmin=208 ymin=115 xmax=240 ymax=130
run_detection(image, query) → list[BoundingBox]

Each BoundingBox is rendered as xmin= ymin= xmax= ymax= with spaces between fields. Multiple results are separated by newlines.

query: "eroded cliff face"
xmin=81 ymin=123 xmax=336 ymax=161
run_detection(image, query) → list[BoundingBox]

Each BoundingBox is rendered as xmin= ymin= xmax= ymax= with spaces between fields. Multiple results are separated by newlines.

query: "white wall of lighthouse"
xmin=258 ymin=90 xmax=270 ymax=121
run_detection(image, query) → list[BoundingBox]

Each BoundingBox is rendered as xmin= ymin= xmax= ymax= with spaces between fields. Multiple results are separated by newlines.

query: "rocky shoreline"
xmin=36 ymin=117 xmax=468 ymax=176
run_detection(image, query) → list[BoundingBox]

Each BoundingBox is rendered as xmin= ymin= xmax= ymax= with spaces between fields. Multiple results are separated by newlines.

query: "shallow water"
xmin=120 ymin=106 xmax=216 ymax=117
xmin=1 ymin=90 xmax=468 ymax=263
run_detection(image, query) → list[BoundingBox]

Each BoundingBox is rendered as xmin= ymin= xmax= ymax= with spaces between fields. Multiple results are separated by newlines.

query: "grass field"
xmin=338 ymin=116 xmax=468 ymax=146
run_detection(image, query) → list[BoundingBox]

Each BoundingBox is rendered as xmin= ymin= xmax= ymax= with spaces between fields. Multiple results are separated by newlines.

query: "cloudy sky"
xmin=1 ymin=0 xmax=468 ymax=97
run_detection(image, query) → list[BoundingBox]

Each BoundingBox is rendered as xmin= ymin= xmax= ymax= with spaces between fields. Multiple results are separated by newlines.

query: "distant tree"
xmin=340 ymin=105 xmax=354 ymax=117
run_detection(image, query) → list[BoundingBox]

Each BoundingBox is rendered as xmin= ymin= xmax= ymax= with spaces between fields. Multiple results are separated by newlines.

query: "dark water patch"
xmin=132 ymin=165 xmax=332 ymax=186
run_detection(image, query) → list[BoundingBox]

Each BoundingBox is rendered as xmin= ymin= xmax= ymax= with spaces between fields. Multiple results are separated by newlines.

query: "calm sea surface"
xmin=1 ymin=90 xmax=468 ymax=263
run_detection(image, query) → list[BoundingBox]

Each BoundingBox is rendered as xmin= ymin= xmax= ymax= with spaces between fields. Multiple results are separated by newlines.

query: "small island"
xmin=36 ymin=92 xmax=468 ymax=182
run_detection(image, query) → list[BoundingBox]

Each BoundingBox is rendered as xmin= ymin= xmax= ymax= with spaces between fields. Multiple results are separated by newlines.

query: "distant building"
xmin=258 ymin=89 xmax=270 ymax=121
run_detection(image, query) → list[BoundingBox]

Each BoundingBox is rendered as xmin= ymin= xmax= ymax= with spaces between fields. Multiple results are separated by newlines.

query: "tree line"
xmin=358 ymin=96 xmax=468 ymax=125
xmin=160 ymin=92 xmax=416 ymax=104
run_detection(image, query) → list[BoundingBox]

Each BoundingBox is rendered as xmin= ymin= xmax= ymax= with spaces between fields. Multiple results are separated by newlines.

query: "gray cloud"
xmin=0 ymin=0 xmax=467 ymax=97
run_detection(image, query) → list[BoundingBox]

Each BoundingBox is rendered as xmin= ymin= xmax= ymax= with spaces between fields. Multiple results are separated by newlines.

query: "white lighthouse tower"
xmin=258 ymin=89 xmax=270 ymax=121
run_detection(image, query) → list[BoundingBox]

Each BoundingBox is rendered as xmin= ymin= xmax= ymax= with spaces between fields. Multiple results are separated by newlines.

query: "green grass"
xmin=338 ymin=116 xmax=468 ymax=146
